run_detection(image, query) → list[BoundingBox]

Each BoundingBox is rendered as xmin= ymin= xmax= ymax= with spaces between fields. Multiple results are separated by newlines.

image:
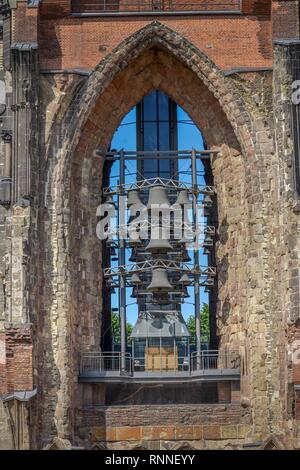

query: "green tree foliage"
xmin=186 ymin=303 xmax=210 ymax=343
xmin=111 ymin=311 xmax=133 ymax=344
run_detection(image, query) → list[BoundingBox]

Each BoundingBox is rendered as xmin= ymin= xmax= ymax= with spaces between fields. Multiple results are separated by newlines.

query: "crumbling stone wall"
xmin=0 ymin=400 xmax=13 ymax=449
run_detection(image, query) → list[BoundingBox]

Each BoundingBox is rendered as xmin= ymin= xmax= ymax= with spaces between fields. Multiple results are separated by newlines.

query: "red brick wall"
xmin=40 ymin=0 xmax=71 ymax=18
xmin=2 ymin=327 xmax=33 ymax=394
xmin=11 ymin=1 xmax=279 ymax=72
xmin=14 ymin=1 xmax=38 ymax=43
xmin=37 ymin=15 xmax=272 ymax=71
xmin=272 ymin=0 xmax=299 ymax=39
xmin=81 ymin=404 xmax=247 ymax=427
xmin=77 ymin=404 xmax=251 ymax=445
xmin=242 ymin=0 xmax=271 ymax=15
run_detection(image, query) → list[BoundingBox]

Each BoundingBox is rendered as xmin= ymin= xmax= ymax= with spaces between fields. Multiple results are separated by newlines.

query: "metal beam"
xmin=119 ymin=150 xmax=127 ymax=371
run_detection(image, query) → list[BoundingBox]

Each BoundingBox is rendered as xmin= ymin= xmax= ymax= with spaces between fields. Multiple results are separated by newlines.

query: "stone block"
xmin=116 ymin=427 xmax=141 ymax=441
xmin=193 ymin=426 xmax=203 ymax=440
xmin=220 ymin=425 xmax=238 ymax=440
xmin=142 ymin=426 xmax=175 ymax=441
xmin=175 ymin=426 xmax=194 ymax=440
xmin=203 ymin=425 xmax=221 ymax=440
xmin=106 ymin=427 xmax=116 ymax=442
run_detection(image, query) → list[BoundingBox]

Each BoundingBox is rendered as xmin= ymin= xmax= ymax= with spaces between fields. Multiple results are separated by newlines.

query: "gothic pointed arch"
xmin=260 ymin=436 xmax=284 ymax=450
xmin=37 ymin=20 xmax=275 ymax=446
xmin=48 ymin=20 xmax=252 ymax=179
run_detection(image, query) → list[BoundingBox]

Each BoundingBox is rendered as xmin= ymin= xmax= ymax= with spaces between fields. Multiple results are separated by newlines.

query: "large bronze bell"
xmin=145 ymin=226 xmax=172 ymax=252
xmin=147 ymin=268 xmax=173 ymax=292
xmin=147 ymin=185 xmax=170 ymax=209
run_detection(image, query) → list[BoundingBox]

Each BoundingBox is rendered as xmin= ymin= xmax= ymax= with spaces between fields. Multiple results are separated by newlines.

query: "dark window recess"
xmin=287 ymin=43 xmax=300 ymax=195
xmin=105 ymin=382 xmax=219 ymax=406
xmin=137 ymin=90 xmax=178 ymax=180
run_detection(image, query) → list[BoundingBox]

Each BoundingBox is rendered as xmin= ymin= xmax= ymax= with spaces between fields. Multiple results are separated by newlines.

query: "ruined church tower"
xmin=1 ymin=0 xmax=300 ymax=450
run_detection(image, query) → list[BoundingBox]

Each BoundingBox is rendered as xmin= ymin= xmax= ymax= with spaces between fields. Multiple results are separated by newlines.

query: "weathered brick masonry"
xmin=0 ymin=0 xmax=300 ymax=450
xmin=78 ymin=404 xmax=251 ymax=450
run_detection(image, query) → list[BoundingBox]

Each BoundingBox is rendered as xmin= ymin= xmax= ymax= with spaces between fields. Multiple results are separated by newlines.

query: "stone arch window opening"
xmin=101 ymin=90 xmax=217 ymax=368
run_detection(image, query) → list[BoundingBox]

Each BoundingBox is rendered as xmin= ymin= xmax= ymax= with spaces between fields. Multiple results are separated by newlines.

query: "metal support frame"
xmin=191 ymin=148 xmax=201 ymax=366
xmin=102 ymin=147 xmax=218 ymax=373
xmin=104 ymin=258 xmax=216 ymax=278
xmin=103 ymin=180 xmax=215 ymax=197
xmin=104 ymin=220 xmax=216 ymax=239
xmin=100 ymin=149 xmax=218 ymax=159
xmin=119 ymin=150 xmax=127 ymax=370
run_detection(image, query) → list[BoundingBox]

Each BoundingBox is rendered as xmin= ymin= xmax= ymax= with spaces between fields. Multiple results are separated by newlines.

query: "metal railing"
xmin=191 ymin=349 xmax=240 ymax=371
xmin=80 ymin=351 xmax=132 ymax=375
xmin=80 ymin=350 xmax=240 ymax=377
xmin=71 ymin=1 xmax=242 ymax=15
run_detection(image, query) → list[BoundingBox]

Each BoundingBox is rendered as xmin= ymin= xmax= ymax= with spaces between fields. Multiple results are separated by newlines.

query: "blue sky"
xmin=109 ymin=104 xmax=209 ymax=325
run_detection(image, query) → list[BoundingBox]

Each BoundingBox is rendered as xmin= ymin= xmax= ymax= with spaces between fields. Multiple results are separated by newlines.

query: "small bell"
xmin=178 ymin=273 xmax=192 ymax=285
xmin=130 ymin=274 xmax=142 ymax=285
xmin=203 ymin=195 xmax=213 ymax=208
xmin=175 ymin=189 xmax=190 ymax=206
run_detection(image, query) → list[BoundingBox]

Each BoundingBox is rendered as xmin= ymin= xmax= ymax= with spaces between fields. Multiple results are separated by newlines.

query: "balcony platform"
xmin=79 ymin=369 xmax=240 ymax=383
xmin=79 ymin=351 xmax=240 ymax=383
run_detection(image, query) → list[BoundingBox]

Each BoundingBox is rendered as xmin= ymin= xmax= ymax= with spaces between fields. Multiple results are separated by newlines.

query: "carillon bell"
xmin=178 ymin=273 xmax=191 ymax=285
xmin=145 ymin=226 xmax=172 ymax=252
xmin=130 ymin=288 xmax=138 ymax=298
xmin=147 ymin=268 xmax=173 ymax=292
xmin=182 ymin=251 xmax=191 ymax=262
xmin=128 ymin=224 xmax=142 ymax=247
xmin=174 ymin=287 xmax=189 ymax=299
xmin=147 ymin=185 xmax=170 ymax=209
xmin=131 ymin=273 xmax=142 ymax=285
xmin=182 ymin=286 xmax=190 ymax=298
xmin=201 ymin=186 xmax=215 ymax=195
xmin=175 ymin=189 xmax=190 ymax=206
xmin=203 ymin=194 xmax=213 ymax=208
xmin=127 ymin=189 xmax=143 ymax=207
xmin=129 ymin=251 xmax=145 ymax=263
xmin=127 ymin=235 xmax=142 ymax=247
xmin=202 ymin=278 xmax=214 ymax=287
xmin=104 ymin=194 xmax=115 ymax=206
